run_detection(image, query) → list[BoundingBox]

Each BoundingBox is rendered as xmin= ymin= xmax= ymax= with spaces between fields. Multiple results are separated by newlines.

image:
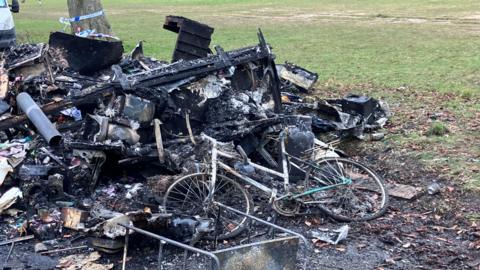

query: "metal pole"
xmin=16 ymin=92 xmax=62 ymax=145
xmin=211 ymin=143 xmax=218 ymax=192
xmin=214 ymin=207 xmax=221 ymax=250
xmin=247 ymin=218 xmax=253 ymax=243
xmin=270 ymin=210 xmax=277 ymax=239
xmin=182 ymin=250 xmax=188 ymax=270
xmin=158 ymin=240 xmax=165 ymax=270
xmin=122 ymin=228 xmax=130 ymax=270
xmin=280 ymin=136 xmax=290 ymax=190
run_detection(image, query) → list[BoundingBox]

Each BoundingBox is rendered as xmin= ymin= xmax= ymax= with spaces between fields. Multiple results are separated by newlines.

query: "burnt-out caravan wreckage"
xmin=0 ymin=16 xmax=390 ymax=269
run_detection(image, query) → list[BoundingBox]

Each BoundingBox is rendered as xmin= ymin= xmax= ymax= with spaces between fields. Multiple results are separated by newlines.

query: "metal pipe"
xmin=16 ymin=92 xmax=62 ymax=145
xmin=280 ymin=136 xmax=290 ymax=190
xmin=182 ymin=250 xmax=188 ymax=270
xmin=214 ymin=206 xmax=221 ymax=250
xmin=118 ymin=223 xmax=221 ymax=270
xmin=211 ymin=143 xmax=218 ymax=195
xmin=248 ymin=159 xmax=285 ymax=178
xmin=122 ymin=228 xmax=129 ymax=270
xmin=218 ymin=161 xmax=273 ymax=194
xmin=158 ymin=240 xmax=165 ymax=270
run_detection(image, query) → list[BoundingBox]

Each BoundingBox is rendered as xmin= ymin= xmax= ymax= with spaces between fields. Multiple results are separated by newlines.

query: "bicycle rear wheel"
xmin=303 ymin=157 xmax=388 ymax=221
xmin=163 ymin=173 xmax=252 ymax=240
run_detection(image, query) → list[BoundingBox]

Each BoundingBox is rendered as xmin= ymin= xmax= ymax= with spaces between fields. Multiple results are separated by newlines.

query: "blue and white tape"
xmin=59 ymin=10 xmax=105 ymax=25
xmin=58 ymin=10 xmax=119 ymax=39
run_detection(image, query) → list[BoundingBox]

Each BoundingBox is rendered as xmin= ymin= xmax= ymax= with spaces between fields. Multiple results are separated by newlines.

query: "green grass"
xmin=13 ymin=0 xmax=480 ymax=189
xmin=427 ymin=121 xmax=449 ymax=136
xmin=14 ymin=0 xmax=480 ymax=94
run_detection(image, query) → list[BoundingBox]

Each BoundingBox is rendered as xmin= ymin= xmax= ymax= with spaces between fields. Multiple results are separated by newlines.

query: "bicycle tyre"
xmin=163 ymin=172 xmax=253 ymax=240
xmin=304 ymin=157 xmax=389 ymax=222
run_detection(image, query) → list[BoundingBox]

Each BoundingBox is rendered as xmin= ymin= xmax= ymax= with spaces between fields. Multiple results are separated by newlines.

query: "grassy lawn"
xmin=14 ymin=0 xmax=480 ymax=189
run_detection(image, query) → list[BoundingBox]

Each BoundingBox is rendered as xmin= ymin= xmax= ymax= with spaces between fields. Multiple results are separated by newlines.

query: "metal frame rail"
xmin=118 ymin=223 xmax=221 ymax=270
xmin=118 ymin=203 xmax=312 ymax=270
xmin=213 ymin=202 xmax=310 ymax=249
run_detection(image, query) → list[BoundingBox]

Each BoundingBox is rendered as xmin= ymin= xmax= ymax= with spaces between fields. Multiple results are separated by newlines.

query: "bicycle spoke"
xmin=303 ymin=157 xmax=388 ymax=221
xmin=176 ymin=180 xmax=203 ymax=203
xmin=164 ymin=173 xmax=251 ymax=240
xmin=170 ymin=186 xmax=201 ymax=207
xmin=190 ymin=177 xmax=206 ymax=199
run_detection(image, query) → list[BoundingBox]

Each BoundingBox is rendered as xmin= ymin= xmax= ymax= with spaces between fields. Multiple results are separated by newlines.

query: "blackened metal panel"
xmin=163 ymin=16 xmax=214 ymax=62
xmin=48 ymin=32 xmax=123 ymax=75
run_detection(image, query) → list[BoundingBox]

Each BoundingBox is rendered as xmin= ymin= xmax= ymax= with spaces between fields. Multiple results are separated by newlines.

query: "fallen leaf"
xmin=385 ymin=257 xmax=396 ymax=264
xmin=357 ymin=244 xmax=367 ymax=249
xmin=227 ymin=223 xmax=236 ymax=231
xmin=315 ymin=242 xmax=330 ymax=249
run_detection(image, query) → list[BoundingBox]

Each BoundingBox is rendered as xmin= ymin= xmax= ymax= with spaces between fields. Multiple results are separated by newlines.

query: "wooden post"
xmin=67 ymin=0 xmax=112 ymax=35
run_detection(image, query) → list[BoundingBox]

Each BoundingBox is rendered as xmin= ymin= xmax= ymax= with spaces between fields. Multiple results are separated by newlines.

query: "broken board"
xmin=388 ymin=184 xmax=423 ymax=200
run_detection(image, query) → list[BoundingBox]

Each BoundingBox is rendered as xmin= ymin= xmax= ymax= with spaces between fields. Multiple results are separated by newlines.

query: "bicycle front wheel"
xmin=163 ymin=173 xmax=252 ymax=240
xmin=304 ymin=157 xmax=389 ymax=221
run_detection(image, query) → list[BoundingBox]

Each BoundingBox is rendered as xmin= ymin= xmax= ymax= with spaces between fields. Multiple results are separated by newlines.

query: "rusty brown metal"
xmin=213 ymin=236 xmax=299 ymax=270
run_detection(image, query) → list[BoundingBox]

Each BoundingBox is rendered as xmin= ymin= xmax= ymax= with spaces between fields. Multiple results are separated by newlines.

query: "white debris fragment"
xmin=103 ymin=215 xmax=133 ymax=239
xmin=308 ymin=225 xmax=349 ymax=245
xmin=125 ymin=183 xmax=143 ymax=199
xmin=0 ymin=187 xmax=23 ymax=214
xmin=0 ymin=157 xmax=13 ymax=186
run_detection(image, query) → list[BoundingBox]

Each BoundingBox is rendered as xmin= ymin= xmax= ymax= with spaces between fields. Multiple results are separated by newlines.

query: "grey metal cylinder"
xmin=16 ymin=92 xmax=62 ymax=145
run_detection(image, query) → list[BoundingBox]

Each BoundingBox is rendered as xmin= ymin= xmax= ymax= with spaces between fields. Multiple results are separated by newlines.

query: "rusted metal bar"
xmin=5 ymin=242 xmax=14 ymax=264
xmin=38 ymin=245 xmax=88 ymax=255
xmin=0 ymin=235 xmax=34 ymax=246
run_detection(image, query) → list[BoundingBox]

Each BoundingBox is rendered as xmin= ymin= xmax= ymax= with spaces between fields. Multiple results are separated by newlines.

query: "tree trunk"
xmin=67 ymin=0 xmax=112 ymax=35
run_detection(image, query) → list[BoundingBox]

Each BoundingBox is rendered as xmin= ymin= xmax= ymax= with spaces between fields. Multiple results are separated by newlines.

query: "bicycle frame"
xmin=202 ymin=133 xmax=351 ymax=205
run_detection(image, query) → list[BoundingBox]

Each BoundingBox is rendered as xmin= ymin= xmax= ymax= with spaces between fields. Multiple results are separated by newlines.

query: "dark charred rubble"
xmin=0 ymin=16 xmax=390 ymax=269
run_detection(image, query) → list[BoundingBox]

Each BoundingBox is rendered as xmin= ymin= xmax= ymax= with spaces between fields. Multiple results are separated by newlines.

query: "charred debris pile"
xmin=0 ymin=16 xmax=389 ymax=264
